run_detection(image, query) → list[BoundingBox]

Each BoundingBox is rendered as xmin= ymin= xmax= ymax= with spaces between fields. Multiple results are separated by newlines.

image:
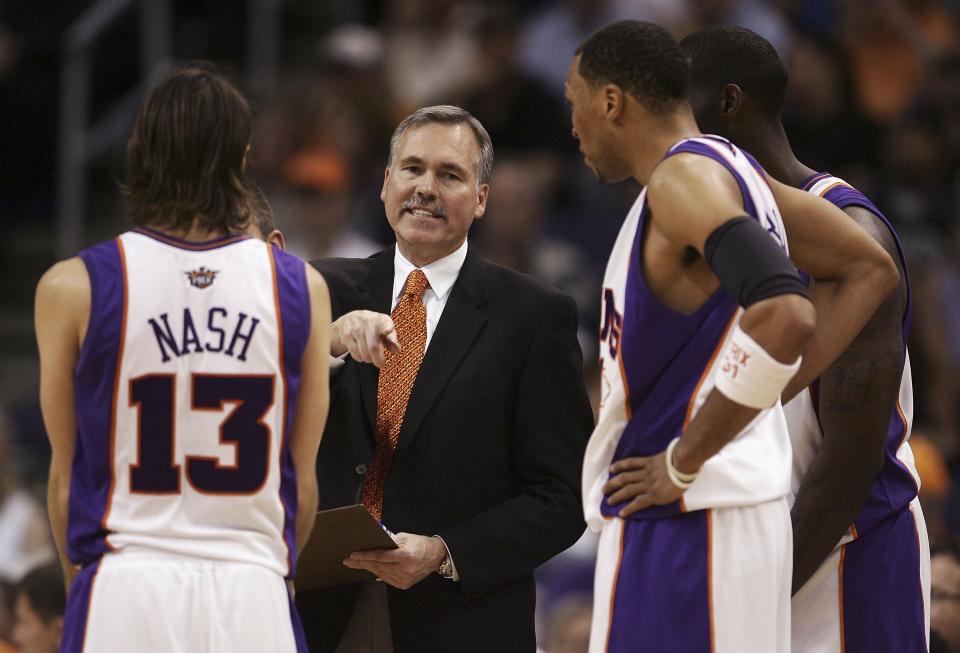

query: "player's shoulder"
xmin=37 ymin=256 xmax=88 ymax=297
xmin=36 ymin=257 xmax=90 ymax=325
xmin=648 ymin=148 xmax=734 ymax=201
xmin=810 ymin=175 xmax=901 ymax=256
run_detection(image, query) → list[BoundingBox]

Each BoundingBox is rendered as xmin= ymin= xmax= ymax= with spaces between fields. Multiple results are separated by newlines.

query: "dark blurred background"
xmin=1 ymin=1 xmax=960 ymax=651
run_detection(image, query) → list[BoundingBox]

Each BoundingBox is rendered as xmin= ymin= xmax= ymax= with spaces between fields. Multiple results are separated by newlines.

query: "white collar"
xmin=392 ymin=239 xmax=469 ymax=302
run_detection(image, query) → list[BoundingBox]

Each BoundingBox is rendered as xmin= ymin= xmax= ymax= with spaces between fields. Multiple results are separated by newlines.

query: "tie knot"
xmin=403 ymin=269 xmax=429 ymax=299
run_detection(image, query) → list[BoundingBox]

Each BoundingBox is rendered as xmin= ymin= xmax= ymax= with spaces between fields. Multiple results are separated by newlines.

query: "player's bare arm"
xmin=770 ymin=179 xmax=901 ymax=402
xmin=35 ymin=257 xmax=90 ymax=591
xmin=290 ymin=263 xmax=332 ymax=556
xmin=791 ymin=207 xmax=908 ymax=594
xmin=330 ymin=310 xmax=400 ymax=368
xmin=605 ymin=154 xmax=814 ymax=516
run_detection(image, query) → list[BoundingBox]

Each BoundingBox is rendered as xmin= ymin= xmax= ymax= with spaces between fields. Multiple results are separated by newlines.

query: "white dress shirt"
xmin=327 ymin=241 xmax=469 ymax=580
xmin=326 ymin=240 xmax=468 ymax=372
xmin=391 ymin=240 xmax=468 ymax=581
xmin=391 ymin=238 xmax=468 ymax=349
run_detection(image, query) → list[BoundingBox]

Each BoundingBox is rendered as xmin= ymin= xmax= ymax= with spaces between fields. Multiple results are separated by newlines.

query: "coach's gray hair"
xmin=386 ymin=105 xmax=494 ymax=186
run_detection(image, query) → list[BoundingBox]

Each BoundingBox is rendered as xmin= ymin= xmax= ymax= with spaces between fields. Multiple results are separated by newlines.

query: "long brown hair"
xmin=121 ymin=64 xmax=256 ymax=234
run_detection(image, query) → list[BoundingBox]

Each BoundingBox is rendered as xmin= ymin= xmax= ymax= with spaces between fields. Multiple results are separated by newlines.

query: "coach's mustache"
xmin=403 ymin=196 xmax=447 ymax=217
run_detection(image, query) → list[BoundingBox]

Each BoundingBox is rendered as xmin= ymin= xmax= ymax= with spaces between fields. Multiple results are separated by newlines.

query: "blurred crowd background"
xmin=2 ymin=0 xmax=960 ymax=651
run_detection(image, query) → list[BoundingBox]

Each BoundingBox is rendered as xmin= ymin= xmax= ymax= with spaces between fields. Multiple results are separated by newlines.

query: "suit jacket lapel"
xmin=344 ymin=249 xmax=394 ymax=435
xmin=396 ymin=250 xmax=489 ymax=453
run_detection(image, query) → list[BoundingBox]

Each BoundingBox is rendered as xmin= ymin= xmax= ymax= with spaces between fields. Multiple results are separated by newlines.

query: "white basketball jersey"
xmin=783 ymin=173 xmax=919 ymax=540
xmin=71 ymin=228 xmax=311 ymax=577
xmin=582 ymin=136 xmax=793 ymax=530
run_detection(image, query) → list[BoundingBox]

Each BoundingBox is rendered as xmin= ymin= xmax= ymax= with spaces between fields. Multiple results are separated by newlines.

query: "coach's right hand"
xmin=331 ymin=310 xmax=401 ymax=368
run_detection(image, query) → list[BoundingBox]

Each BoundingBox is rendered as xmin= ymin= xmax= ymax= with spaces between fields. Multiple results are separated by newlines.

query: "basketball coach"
xmin=295 ymin=105 xmax=593 ymax=652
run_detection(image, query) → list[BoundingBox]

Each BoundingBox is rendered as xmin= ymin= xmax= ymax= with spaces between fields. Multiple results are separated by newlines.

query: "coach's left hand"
xmin=343 ymin=533 xmax=447 ymax=589
xmin=602 ymin=452 xmax=685 ymax=518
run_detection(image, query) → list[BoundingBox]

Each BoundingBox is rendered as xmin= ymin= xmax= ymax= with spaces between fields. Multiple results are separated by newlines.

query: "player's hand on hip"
xmin=603 ymin=452 xmax=684 ymax=518
xmin=330 ymin=310 xmax=401 ymax=367
xmin=343 ymin=533 xmax=446 ymax=589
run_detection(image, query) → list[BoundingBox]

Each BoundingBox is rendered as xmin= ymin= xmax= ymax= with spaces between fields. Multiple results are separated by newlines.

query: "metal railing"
xmin=56 ymin=0 xmax=172 ymax=259
xmin=56 ymin=0 xmax=281 ymax=258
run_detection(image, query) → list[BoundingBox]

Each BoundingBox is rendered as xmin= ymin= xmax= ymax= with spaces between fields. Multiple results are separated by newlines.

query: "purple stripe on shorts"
xmin=288 ymin=589 xmax=309 ymax=653
xmin=607 ymin=511 xmax=712 ymax=652
xmin=60 ymin=560 xmax=102 ymax=653
xmin=842 ymin=507 xmax=926 ymax=653
xmin=271 ymin=246 xmax=311 ymax=576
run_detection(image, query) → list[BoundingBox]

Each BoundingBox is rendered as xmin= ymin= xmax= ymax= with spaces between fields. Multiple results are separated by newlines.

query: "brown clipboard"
xmin=294 ymin=504 xmax=399 ymax=591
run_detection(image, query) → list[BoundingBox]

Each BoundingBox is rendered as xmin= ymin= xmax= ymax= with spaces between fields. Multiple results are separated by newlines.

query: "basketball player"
xmin=35 ymin=66 xmax=331 ymax=652
xmin=677 ymin=26 xmax=929 ymax=652
xmin=247 ymin=186 xmax=400 ymax=368
xmin=566 ymin=22 xmax=899 ymax=652
xmin=251 ymin=184 xmax=287 ymax=250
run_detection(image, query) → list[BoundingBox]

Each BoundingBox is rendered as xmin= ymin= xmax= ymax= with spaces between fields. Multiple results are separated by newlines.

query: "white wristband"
xmin=665 ymin=437 xmax=697 ymax=489
xmin=714 ymin=324 xmax=801 ymax=409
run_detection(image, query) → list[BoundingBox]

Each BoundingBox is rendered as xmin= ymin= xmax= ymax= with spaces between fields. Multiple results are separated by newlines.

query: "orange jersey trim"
xmin=679 ymin=313 xmax=738 ymax=513
xmin=100 ymin=237 xmax=128 ymax=550
xmin=268 ymin=246 xmax=293 ymax=576
xmin=816 ymin=180 xmax=852 ymax=198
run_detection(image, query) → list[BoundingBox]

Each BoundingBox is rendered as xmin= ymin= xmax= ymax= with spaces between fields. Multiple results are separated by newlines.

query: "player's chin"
xmin=593 ymin=165 xmax=629 ymax=185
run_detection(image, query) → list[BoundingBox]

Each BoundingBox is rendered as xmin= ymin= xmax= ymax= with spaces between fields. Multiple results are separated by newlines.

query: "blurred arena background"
xmin=1 ymin=0 xmax=960 ymax=650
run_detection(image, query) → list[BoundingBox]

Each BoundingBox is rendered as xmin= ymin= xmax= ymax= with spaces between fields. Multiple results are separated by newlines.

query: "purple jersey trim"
xmin=132 ymin=226 xmax=253 ymax=251
xmin=270 ymin=246 xmax=311 ymax=577
xmin=60 ymin=558 xmax=102 ymax=652
xmin=601 ymin=209 xmax=740 ymax=520
xmin=70 ymin=240 xmax=127 ymax=563
xmin=800 ymin=171 xmax=833 ymax=191
xmin=668 ymin=141 xmax=760 ymax=220
xmin=602 ymin=139 xmax=770 ymax=520
xmin=819 ymin=182 xmax=912 ymax=326
xmin=606 ymin=512 xmax=711 ymax=651
xmin=702 ymin=134 xmax=767 ymax=177
xmin=808 ymin=176 xmax=918 ymax=535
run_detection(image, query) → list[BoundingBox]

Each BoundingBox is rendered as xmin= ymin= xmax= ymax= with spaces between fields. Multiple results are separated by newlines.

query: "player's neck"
xmin=739 ymin=122 xmax=816 ymax=189
xmin=148 ymin=219 xmax=233 ymax=243
xmin=631 ymin=110 xmax=701 ymax=186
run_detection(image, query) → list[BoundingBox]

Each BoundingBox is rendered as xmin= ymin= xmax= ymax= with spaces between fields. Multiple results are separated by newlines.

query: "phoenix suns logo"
xmin=185 ymin=266 xmax=219 ymax=289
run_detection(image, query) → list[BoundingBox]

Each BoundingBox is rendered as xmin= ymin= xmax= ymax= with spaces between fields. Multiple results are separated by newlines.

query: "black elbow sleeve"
xmin=704 ymin=216 xmax=810 ymax=308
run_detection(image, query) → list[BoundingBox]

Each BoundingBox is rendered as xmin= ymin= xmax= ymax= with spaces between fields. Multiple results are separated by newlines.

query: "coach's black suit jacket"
xmin=296 ymin=247 xmax=593 ymax=652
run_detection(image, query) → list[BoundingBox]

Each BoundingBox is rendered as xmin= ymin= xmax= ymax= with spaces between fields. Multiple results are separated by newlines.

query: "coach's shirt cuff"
xmin=328 ymin=353 xmax=348 ymax=374
xmin=433 ymin=535 xmax=460 ymax=582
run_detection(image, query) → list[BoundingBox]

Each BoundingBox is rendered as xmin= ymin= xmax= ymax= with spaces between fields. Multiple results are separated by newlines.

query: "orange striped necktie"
xmin=362 ymin=268 xmax=430 ymax=521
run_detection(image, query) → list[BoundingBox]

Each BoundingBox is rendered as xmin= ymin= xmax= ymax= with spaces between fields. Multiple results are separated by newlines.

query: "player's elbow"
xmin=869 ymin=248 xmax=900 ymax=301
xmin=46 ymin=464 xmax=70 ymax=511
xmin=782 ymin=296 xmax=816 ymax=354
xmin=745 ymin=293 xmax=816 ymax=359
